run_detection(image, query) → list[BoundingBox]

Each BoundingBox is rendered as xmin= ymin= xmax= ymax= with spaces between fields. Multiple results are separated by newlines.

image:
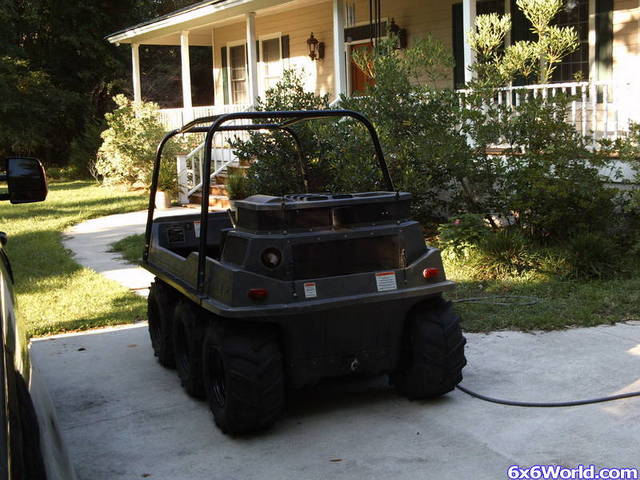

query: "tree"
xmin=0 ymin=0 xmax=196 ymax=168
xmin=468 ymin=0 xmax=579 ymax=85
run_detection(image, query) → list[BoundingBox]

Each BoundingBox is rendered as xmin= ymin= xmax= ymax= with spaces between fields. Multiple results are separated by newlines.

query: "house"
xmin=106 ymin=0 xmax=639 ymax=204
xmin=106 ymin=0 xmax=639 ymax=131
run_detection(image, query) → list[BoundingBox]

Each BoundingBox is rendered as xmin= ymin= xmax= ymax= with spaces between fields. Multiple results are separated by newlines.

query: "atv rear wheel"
xmin=391 ymin=297 xmax=466 ymax=399
xmin=173 ymin=300 xmax=207 ymax=398
xmin=147 ymin=280 xmax=176 ymax=368
xmin=202 ymin=322 xmax=285 ymax=435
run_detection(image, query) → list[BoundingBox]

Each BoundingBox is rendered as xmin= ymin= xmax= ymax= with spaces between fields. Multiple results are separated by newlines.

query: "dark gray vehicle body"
xmin=143 ymin=110 xmax=454 ymax=388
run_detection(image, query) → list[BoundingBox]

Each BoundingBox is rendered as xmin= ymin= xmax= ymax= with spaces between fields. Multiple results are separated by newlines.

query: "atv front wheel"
xmin=391 ymin=297 xmax=466 ymax=399
xmin=147 ymin=280 xmax=176 ymax=368
xmin=202 ymin=322 xmax=285 ymax=435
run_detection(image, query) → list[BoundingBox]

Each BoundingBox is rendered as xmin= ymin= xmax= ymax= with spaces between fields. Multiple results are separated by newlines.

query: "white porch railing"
xmin=167 ymin=104 xmax=254 ymax=202
xmin=457 ymin=80 xmax=637 ymax=141
xmin=158 ymin=103 xmax=253 ymax=131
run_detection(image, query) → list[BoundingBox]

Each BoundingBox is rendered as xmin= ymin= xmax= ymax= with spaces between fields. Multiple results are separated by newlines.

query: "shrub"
xmin=231 ymin=40 xmax=628 ymax=279
xmin=232 ymin=70 xmax=332 ymax=196
xmin=564 ymin=233 xmax=619 ymax=279
xmin=226 ymin=173 xmax=252 ymax=200
xmin=438 ymin=214 xmax=490 ymax=258
xmin=96 ymin=95 xmax=179 ymax=187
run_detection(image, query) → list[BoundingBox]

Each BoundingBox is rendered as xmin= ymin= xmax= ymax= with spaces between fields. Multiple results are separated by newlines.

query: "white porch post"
xmin=131 ymin=43 xmax=142 ymax=103
xmin=246 ymin=12 xmax=259 ymax=105
xmin=333 ymin=0 xmax=347 ymax=99
xmin=462 ymin=0 xmax=477 ymax=83
xmin=180 ymin=31 xmax=193 ymax=118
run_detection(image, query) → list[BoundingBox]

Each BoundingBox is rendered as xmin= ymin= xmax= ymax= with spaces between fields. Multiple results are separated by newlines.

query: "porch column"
xmin=333 ymin=0 xmax=347 ymax=98
xmin=246 ymin=12 xmax=259 ymax=105
xmin=131 ymin=43 xmax=142 ymax=103
xmin=180 ymin=31 xmax=193 ymax=114
xmin=462 ymin=0 xmax=477 ymax=83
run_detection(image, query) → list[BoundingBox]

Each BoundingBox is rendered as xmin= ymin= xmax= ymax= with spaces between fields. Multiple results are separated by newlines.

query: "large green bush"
xmin=231 ymin=36 xmax=637 ymax=279
xmin=96 ymin=95 xmax=179 ymax=187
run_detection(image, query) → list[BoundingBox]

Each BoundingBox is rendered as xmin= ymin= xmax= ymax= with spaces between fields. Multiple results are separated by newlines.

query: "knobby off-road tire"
xmin=147 ymin=280 xmax=176 ymax=368
xmin=202 ymin=322 xmax=285 ymax=435
xmin=391 ymin=297 xmax=467 ymax=399
xmin=173 ymin=300 xmax=206 ymax=399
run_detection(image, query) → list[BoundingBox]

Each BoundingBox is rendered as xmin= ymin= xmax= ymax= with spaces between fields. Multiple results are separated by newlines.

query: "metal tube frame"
xmin=144 ymin=109 xmax=394 ymax=294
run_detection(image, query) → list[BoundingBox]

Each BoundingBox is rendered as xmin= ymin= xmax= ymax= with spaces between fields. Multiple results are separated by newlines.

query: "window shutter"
xmin=281 ymin=35 xmax=290 ymax=59
xmin=221 ymin=47 xmax=229 ymax=105
xmin=451 ymin=4 xmax=464 ymax=89
xmin=595 ymin=0 xmax=613 ymax=81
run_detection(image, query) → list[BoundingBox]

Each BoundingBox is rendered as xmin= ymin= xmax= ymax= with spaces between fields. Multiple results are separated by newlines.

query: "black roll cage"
xmin=144 ymin=109 xmax=394 ymax=293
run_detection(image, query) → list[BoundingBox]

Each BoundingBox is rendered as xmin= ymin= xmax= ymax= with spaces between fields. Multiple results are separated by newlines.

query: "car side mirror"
xmin=0 ymin=157 xmax=48 ymax=204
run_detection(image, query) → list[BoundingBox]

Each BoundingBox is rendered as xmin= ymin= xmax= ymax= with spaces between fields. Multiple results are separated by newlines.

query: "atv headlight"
xmin=261 ymin=248 xmax=282 ymax=269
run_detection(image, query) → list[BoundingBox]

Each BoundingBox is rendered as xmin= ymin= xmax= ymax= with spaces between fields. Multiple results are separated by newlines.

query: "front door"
xmin=350 ymin=42 xmax=375 ymax=95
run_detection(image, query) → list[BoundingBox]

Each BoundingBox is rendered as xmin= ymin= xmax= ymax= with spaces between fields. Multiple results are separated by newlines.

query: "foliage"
xmin=1 ymin=182 xmax=147 ymax=337
xmin=0 ymin=55 xmax=82 ymax=160
xmin=438 ymin=214 xmax=490 ymax=258
xmin=468 ymin=0 xmax=579 ymax=85
xmin=564 ymin=233 xmax=619 ymax=279
xmin=0 ymin=0 xmax=198 ymax=165
xmin=96 ymin=95 xmax=179 ymax=187
xmin=226 ymin=173 xmax=252 ymax=200
xmin=156 ymin=158 xmax=182 ymax=196
xmin=232 ymin=69 xmax=332 ymax=196
xmin=110 ymin=234 xmax=145 ymax=265
xmin=352 ymin=33 xmax=454 ymax=86
xmin=446 ymin=254 xmax=640 ymax=332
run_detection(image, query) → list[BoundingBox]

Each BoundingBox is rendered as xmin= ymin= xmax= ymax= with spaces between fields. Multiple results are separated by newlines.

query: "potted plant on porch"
xmin=155 ymin=161 xmax=182 ymax=209
xmin=226 ymin=172 xmax=252 ymax=211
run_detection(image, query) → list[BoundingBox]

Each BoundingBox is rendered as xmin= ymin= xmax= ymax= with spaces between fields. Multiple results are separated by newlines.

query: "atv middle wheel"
xmin=147 ymin=280 xmax=176 ymax=368
xmin=202 ymin=322 xmax=285 ymax=435
xmin=172 ymin=300 xmax=207 ymax=398
xmin=391 ymin=297 xmax=466 ymax=399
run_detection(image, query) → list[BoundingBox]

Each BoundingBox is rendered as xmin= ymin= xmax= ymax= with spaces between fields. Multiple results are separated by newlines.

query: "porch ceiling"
xmin=107 ymin=0 xmax=327 ymax=46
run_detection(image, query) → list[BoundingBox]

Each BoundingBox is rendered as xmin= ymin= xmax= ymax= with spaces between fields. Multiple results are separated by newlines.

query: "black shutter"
xmin=221 ymin=47 xmax=229 ymax=105
xmin=595 ymin=0 xmax=613 ymax=81
xmin=452 ymin=3 xmax=464 ymax=89
xmin=281 ymin=35 xmax=290 ymax=59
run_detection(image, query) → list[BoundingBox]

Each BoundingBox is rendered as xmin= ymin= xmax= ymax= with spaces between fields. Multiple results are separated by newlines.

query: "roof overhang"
xmin=106 ymin=0 xmax=295 ymax=45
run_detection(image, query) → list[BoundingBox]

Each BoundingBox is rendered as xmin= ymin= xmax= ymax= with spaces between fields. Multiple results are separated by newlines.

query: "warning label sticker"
xmin=303 ymin=282 xmax=318 ymax=298
xmin=193 ymin=221 xmax=201 ymax=238
xmin=375 ymin=272 xmax=397 ymax=292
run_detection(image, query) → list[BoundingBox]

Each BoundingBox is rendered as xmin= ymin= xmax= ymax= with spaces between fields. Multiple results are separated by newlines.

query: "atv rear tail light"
xmin=248 ymin=288 xmax=268 ymax=300
xmin=422 ymin=268 xmax=440 ymax=280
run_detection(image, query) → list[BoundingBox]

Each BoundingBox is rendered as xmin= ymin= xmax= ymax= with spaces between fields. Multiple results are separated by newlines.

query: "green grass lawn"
xmin=110 ymin=231 xmax=640 ymax=332
xmin=110 ymin=233 xmax=144 ymax=265
xmin=0 ymin=181 xmax=148 ymax=337
xmin=446 ymin=260 xmax=640 ymax=332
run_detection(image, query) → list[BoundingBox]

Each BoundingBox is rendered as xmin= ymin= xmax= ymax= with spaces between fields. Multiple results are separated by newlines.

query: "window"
xmin=452 ymin=0 xmax=504 ymax=88
xmin=261 ymin=37 xmax=283 ymax=92
xmin=229 ymin=44 xmax=247 ymax=104
xmin=551 ymin=0 xmax=589 ymax=82
xmin=221 ymin=36 xmax=289 ymax=104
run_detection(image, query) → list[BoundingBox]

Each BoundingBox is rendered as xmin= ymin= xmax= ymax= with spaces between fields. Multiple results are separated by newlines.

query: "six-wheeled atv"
xmin=143 ymin=110 xmax=466 ymax=434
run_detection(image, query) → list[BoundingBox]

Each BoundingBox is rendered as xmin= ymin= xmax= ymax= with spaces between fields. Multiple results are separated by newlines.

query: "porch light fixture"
xmin=307 ymin=32 xmax=325 ymax=61
xmin=388 ymin=18 xmax=407 ymax=49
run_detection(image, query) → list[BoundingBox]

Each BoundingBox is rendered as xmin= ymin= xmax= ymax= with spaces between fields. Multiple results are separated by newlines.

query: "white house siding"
xmin=211 ymin=1 xmax=337 ymax=104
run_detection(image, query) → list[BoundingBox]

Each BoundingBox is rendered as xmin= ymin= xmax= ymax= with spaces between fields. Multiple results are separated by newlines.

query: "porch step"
xmin=188 ymin=193 xmax=230 ymax=210
xmin=214 ymin=164 xmax=250 ymax=184
xmin=209 ymin=184 xmax=228 ymax=196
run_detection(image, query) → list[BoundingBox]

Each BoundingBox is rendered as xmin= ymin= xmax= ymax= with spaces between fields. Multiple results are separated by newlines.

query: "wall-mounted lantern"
xmin=388 ymin=18 xmax=407 ymax=49
xmin=307 ymin=32 xmax=325 ymax=61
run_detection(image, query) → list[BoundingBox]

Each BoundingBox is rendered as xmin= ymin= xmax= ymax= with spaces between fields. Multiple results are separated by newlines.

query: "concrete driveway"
xmin=31 ymin=321 xmax=640 ymax=480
